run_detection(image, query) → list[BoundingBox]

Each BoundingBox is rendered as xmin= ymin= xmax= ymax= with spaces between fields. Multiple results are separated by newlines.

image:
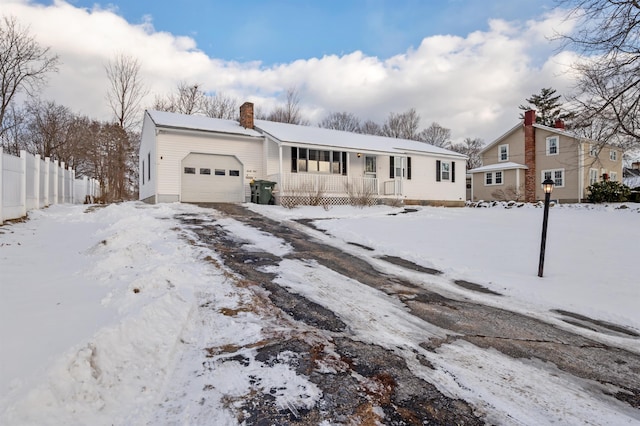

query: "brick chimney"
xmin=239 ymin=102 xmax=254 ymax=129
xmin=554 ymin=119 xmax=565 ymax=129
xmin=524 ymin=110 xmax=537 ymax=203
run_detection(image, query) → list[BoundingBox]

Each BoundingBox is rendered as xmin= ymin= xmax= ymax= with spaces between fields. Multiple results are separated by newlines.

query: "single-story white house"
xmin=139 ymin=103 xmax=467 ymax=206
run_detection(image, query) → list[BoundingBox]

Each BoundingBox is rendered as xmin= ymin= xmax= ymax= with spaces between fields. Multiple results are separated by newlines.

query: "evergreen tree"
xmin=518 ymin=87 xmax=572 ymax=127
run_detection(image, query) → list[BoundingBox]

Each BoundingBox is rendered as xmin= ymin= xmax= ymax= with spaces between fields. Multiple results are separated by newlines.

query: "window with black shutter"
xmin=407 ymin=157 xmax=412 ymax=180
xmin=436 ymin=160 xmax=441 ymax=182
xmin=390 ymin=156 xmax=395 ymax=179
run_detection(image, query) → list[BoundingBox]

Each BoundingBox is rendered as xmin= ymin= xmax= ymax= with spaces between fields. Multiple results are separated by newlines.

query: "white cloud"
xmin=3 ymin=0 xmax=578 ymax=143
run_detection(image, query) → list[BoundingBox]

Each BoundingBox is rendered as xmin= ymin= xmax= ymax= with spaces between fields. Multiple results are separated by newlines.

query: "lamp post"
xmin=538 ymin=178 xmax=555 ymax=277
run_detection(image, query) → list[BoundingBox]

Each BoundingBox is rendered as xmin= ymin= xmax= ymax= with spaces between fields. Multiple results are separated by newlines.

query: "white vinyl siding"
xmin=156 ymin=131 xmax=263 ymax=201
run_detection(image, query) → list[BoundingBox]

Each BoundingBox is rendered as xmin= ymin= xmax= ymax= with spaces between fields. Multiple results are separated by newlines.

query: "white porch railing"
xmin=384 ymin=179 xmax=403 ymax=196
xmin=267 ymin=173 xmax=379 ymax=196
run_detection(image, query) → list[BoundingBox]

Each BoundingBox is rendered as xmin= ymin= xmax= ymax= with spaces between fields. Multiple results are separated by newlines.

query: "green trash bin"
xmin=250 ymin=180 xmax=260 ymax=203
xmin=255 ymin=180 xmax=276 ymax=205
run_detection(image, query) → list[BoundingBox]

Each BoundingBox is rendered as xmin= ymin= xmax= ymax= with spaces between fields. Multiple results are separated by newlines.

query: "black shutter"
xmin=342 ymin=152 xmax=347 ymax=175
xmin=148 ymin=153 xmax=151 ymax=180
xmin=452 ymin=161 xmax=456 ymax=183
xmin=436 ymin=160 xmax=441 ymax=182
xmin=407 ymin=157 xmax=412 ymax=180
xmin=390 ymin=156 xmax=395 ymax=178
xmin=291 ymin=147 xmax=298 ymax=172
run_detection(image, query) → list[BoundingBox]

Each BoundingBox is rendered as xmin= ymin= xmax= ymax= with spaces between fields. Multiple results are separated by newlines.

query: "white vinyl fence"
xmin=1 ymin=148 xmax=101 ymax=224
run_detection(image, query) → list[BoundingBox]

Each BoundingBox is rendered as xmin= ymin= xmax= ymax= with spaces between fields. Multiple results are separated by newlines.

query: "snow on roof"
xmin=254 ymin=119 xmax=466 ymax=158
xmin=145 ymin=110 xmax=466 ymax=159
xmin=468 ymin=162 xmax=528 ymax=173
xmin=146 ymin=110 xmax=263 ymax=138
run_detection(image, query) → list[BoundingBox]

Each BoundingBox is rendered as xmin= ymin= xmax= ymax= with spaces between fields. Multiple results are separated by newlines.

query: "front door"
xmin=365 ymin=156 xmax=376 ymax=178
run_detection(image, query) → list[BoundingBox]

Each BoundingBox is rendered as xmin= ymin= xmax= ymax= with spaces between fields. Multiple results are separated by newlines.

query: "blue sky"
xmin=56 ymin=0 xmax=557 ymax=65
xmin=7 ymin=0 xmax=572 ymax=142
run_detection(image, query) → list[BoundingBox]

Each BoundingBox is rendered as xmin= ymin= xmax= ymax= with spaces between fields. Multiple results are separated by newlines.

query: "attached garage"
xmin=181 ymin=153 xmax=244 ymax=203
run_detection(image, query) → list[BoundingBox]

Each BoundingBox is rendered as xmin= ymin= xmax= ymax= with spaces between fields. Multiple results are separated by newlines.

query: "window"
xmin=589 ymin=169 xmax=598 ymax=185
xmin=610 ymin=150 xmax=618 ymax=161
xmin=200 ymin=168 xmax=211 ymax=175
xmin=610 ymin=172 xmax=617 ymax=181
xmin=542 ymin=169 xmax=564 ymax=188
xmin=546 ymin=136 xmax=559 ymax=155
xmin=484 ymin=171 xmax=503 ymax=186
xmin=148 ymin=152 xmax=151 ymax=181
xmin=214 ymin=169 xmax=225 ymax=176
xmin=436 ymin=160 xmax=455 ymax=182
xmin=229 ymin=170 xmax=240 ymax=177
xmin=142 ymin=161 xmax=145 ymax=184
xmin=498 ymin=144 xmax=509 ymax=162
xmin=390 ymin=156 xmax=406 ymax=178
xmin=184 ymin=167 xmax=196 ymax=174
xmin=589 ymin=144 xmax=597 ymax=157
xmin=291 ymin=147 xmax=346 ymax=175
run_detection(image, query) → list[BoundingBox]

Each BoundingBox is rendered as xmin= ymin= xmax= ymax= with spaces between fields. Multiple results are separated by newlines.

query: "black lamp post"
xmin=538 ymin=178 xmax=555 ymax=277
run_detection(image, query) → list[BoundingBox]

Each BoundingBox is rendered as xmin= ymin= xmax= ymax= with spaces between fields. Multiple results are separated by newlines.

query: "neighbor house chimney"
xmin=524 ymin=110 xmax=537 ymax=203
xmin=554 ymin=119 xmax=565 ymax=129
xmin=239 ymin=102 xmax=254 ymax=129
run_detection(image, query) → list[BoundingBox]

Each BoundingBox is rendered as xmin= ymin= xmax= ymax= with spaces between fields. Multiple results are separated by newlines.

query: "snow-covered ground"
xmin=0 ymin=201 xmax=638 ymax=425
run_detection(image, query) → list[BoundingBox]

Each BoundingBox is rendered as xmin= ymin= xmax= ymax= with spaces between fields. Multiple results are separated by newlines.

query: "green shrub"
xmin=587 ymin=181 xmax=631 ymax=203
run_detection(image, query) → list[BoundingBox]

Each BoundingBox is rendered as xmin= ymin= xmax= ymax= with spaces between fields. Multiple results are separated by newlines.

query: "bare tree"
xmin=153 ymin=82 xmax=208 ymax=115
xmin=0 ymin=15 xmax=60 ymax=138
xmin=360 ymin=119 xmax=382 ymax=135
xmin=24 ymin=99 xmax=72 ymax=159
xmin=318 ymin=111 xmax=361 ymax=132
xmin=557 ymin=0 xmax=640 ymax=145
xmin=450 ymin=137 xmax=484 ymax=169
xmin=0 ymin=103 xmax=27 ymax=155
xmin=418 ymin=122 xmax=451 ymax=147
xmin=203 ymin=92 xmax=238 ymax=119
xmin=266 ymin=87 xmax=309 ymax=125
xmin=381 ymin=108 xmax=420 ymax=140
xmin=105 ymin=53 xmax=147 ymax=131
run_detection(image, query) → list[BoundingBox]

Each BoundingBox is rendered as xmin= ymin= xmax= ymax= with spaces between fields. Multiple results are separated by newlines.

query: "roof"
xmin=146 ymin=110 xmax=263 ymax=138
xmin=468 ymin=162 xmax=528 ymax=173
xmin=254 ymin=119 xmax=466 ymax=158
xmin=145 ymin=109 xmax=466 ymax=159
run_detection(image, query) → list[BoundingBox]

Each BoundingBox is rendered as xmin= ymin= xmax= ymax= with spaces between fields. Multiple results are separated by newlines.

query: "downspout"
xmin=578 ymin=141 xmax=584 ymax=202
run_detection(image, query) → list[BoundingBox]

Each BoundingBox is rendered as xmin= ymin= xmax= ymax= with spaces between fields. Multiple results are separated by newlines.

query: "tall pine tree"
xmin=519 ymin=88 xmax=572 ymax=127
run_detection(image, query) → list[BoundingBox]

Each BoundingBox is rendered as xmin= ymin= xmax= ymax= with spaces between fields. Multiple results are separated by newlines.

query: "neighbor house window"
xmin=542 ymin=169 xmax=564 ymax=188
xmin=184 ymin=167 xmax=196 ymax=174
xmin=610 ymin=150 xmax=618 ymax=161
xmin=200 ymin=168 xmax=211 ymax=175
xmin=436 ymin=160 xmax=455 ymax=182
xmin=610 ymin=172 xmax=618 ymax=181
xmin=229 ymin=170 xmax=240 ymax=177
xmin=589 ymin=168 xmax=598 ymax=185
xmin=484 ymin=171 xmax=503 ymax=186
xmin=214 ymin=169 xmax=225 ymax=176
xmin=498 ymin=144 xmax=509 ymax=162
xmin=546 ymin=136 xmax=559 ymax=155
xmin=589 ymin=144 xmax=597 ymax=157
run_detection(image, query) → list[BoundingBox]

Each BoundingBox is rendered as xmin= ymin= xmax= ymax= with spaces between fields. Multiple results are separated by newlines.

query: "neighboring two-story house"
xmin=468 ymin=110 xmax=623 ymax=203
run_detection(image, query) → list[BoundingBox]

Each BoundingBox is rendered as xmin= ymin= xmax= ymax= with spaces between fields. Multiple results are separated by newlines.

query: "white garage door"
xmin=181 ymin=153 xmax=244 ymax=203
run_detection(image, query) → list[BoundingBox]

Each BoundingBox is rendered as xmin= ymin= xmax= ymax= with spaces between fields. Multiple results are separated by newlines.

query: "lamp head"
xmin=542 ymin=178 xmax=554 ymax=194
